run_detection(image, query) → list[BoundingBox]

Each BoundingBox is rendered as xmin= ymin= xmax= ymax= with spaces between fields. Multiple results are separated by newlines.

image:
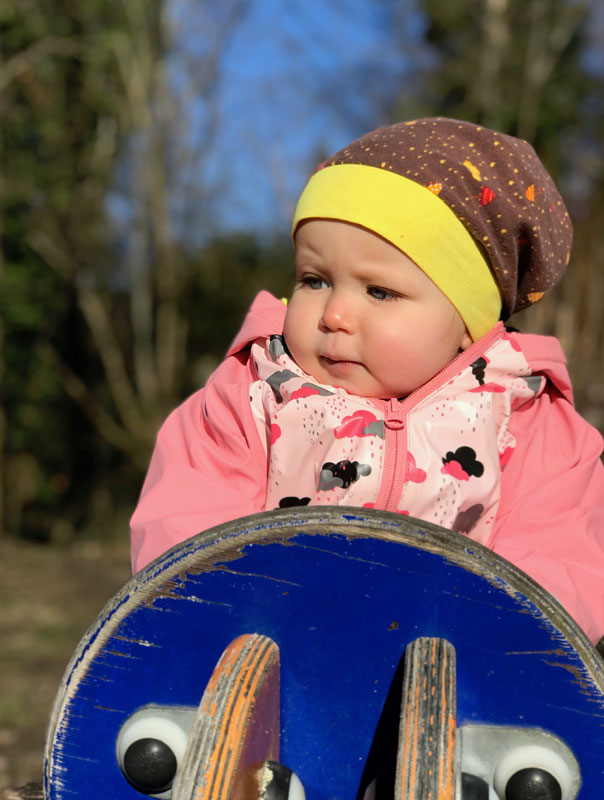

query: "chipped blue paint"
xmin=64 ymin=590 xmax=134 ymax=686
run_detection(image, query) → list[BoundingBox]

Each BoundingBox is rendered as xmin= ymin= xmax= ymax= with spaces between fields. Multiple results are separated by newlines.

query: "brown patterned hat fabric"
xmin=321 ymin=117 xmax=572 ymax=319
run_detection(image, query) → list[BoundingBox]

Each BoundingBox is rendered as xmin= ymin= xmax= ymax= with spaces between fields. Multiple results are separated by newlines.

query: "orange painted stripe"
xmin=211 ymin=639 xmax=275 ymax=797
xmin=195 ymin=634 xmax=278 ymax=800
xmin=438 ymin=643 xmax=453 ymax=800
xmin=202 ymin=637 xmax=275 ymax=799
xmin=196 ymin=637 xmax=261 ymax=797
xmin=397 ymin=639 xmax=456 ymax=800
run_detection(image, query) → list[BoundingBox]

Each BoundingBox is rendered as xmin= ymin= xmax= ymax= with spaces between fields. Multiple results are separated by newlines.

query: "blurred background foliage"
xmin=1 ymin=0 xmax=603 ymax=546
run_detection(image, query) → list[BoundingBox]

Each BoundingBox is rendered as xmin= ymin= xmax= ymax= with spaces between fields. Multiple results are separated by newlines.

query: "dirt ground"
xmin=0 ymin=538 xmax=132 ymax=793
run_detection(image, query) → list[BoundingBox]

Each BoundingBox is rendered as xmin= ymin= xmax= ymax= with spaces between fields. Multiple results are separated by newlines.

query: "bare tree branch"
xmin=77 ymin=288 xmax=148 ymax=437
xmin=38 ymin=342 xmax=150 ymax=470
xmin=476 ymin=0 xmax=510 ymax=128
xmin=0 ymin=36 xmax=83 ymax=94
xmin=518 ymin=0 xmax=587 ymax=140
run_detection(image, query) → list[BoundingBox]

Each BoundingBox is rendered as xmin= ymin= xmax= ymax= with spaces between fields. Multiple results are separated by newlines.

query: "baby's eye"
xmin=368 ymin=286 xmax=398 ymax=301
xmin=301 ymin=276 xmax=329 ymax=290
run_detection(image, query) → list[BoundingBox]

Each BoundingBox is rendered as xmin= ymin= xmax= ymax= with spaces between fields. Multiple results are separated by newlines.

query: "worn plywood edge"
xmin=396 ymin=638 xmax=457 ymax=800
xmin=43 ymin=507 xmax=604 ymax=795
xmin=172 ymin=634 xmax=279 ymax=800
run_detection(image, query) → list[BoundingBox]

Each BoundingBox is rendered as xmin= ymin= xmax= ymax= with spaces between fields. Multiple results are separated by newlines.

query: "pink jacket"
xmin=131 ymin=292 xmax=604 ymax=643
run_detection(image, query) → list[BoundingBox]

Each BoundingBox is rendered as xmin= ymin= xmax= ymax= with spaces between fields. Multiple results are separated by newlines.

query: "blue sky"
xmin=166 ymin=0 xmax=424 ymax=237
xmin=109 ymin=0 xmax=604 ymax=247
xmin=105 ymin=0 xmax=429 ymax=276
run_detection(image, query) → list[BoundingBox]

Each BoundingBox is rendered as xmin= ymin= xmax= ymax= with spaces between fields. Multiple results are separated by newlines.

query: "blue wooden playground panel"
xmin=44 ymin=508 xmax=604 ymax=799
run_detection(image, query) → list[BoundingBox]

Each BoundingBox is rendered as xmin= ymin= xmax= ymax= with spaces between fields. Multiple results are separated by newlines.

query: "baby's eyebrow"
xmin=295 ymin=234 xmax=329 ymax=255
xmin=294 ymin=255 xmax=325 ymax=269
xmin=294 ymin=248 xmax=322 ymax=262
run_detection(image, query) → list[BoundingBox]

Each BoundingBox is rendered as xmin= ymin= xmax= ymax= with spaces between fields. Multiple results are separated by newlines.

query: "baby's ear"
xmin=460 ymin=330 xmax=473 ymax=351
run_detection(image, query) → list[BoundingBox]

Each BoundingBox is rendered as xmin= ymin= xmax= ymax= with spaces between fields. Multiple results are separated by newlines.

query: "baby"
xmin=131 ymin=117 xmax=604 ymax=644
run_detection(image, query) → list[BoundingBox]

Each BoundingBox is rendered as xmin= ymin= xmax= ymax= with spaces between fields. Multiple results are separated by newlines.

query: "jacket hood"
xmin=513 ymin=330 xmax=574 ymax=405
xmin=227 ymin=291 xmax=287 ymax=357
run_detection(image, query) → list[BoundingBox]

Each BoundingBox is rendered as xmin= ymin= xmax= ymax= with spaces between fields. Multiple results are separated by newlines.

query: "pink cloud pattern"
xmin=469 ymin=382 xmax=506 ymax=394
xmin=406 ymin=452 xmax=427 ymax=483
xmin=291 ymin=386 xmax=321 ymax=400
xmin=334 ymin=410 xmax=383 ymax=439
xmin=441 ymin=461 xmax=471 ymax=481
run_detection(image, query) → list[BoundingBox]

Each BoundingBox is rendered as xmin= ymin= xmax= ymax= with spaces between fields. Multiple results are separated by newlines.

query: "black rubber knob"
xmin=123 ymin=737 xmax=178 ymax=793
xmin=505 ymin=767 xmax=562 ymax=800
xmin=462 ymin=771 xmax=490 ymax=799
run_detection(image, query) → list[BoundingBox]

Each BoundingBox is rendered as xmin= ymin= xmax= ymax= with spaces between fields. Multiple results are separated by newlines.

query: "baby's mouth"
xmin=320 ymin=355 xmax=363 ymax=368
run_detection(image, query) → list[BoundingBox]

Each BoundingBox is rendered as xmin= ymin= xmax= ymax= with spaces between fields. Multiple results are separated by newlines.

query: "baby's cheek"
xmin=375 ymin=330 xmax=408 ymax=361
xmin=283 ymin=306 xmax=307 ymax=364
xmin=282 ymin=307 xmax=297 ymax=346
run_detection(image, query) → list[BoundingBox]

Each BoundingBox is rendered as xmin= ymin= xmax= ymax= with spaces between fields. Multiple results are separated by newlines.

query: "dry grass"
xmin=0 ymin=538 xmax=131 ymax=791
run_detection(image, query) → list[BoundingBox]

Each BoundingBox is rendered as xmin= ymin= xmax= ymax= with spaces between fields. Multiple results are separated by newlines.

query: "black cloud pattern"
xmin=318 ymin=460 xmax=372 ymax=490
xmin=278 ymin=496 xmax=311 ymax=508
xmin=470 ymin=357 xmax=487 ymax=386
xmin=442 ymin=446 xmax=484 ymax=478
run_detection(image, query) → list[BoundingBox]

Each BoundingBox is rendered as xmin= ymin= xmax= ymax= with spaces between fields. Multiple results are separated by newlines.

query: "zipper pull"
xmin=385 ymin=398 xmax=406 ymax=430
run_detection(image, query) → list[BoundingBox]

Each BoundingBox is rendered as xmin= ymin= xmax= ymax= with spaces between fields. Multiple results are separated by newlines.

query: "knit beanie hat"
xmin=292 ymin=117 xmax=572 ymax=340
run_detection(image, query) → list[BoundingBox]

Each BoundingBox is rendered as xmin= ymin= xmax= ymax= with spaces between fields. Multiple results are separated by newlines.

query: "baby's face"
xmin=283 ymin=220 xmax=472 ymax=398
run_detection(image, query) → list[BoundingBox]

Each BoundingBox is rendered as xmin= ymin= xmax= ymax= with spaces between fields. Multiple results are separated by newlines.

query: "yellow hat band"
xmin=292 ymin=164 xmax=502 ymax=341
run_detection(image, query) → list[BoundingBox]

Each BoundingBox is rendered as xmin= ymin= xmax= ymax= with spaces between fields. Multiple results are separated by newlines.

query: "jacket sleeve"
xmin=490 ymin=384 xmax=604 ymax=644
xmin=130 ymin=354 xmax=269 ymax=573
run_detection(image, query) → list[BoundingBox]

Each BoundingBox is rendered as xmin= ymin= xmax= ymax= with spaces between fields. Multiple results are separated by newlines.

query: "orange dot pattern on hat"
xmin=322 ymin=117 xmax=573 ymax=318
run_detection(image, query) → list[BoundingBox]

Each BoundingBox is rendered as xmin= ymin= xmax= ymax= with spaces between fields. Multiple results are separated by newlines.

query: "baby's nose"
xmin=319 ymin=293 xmax=354 ymax=332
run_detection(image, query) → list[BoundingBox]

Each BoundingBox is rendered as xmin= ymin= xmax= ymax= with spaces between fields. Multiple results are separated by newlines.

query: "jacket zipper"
xmin=376 ymin=398 xmax=407 ymax=511
xmin=373 ymin=322 xmax=507 ymax=512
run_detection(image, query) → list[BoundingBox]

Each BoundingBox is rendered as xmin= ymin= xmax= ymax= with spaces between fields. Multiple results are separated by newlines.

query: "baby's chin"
xmin=287 ymin=347 xmax=410 ymax=398
xmin=308 ymin=367 xmax=406 ymax=399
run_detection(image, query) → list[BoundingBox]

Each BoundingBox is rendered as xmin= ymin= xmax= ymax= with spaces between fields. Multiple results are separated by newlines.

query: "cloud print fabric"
xmin=250 ymin=329 xmax=542 ymax=542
